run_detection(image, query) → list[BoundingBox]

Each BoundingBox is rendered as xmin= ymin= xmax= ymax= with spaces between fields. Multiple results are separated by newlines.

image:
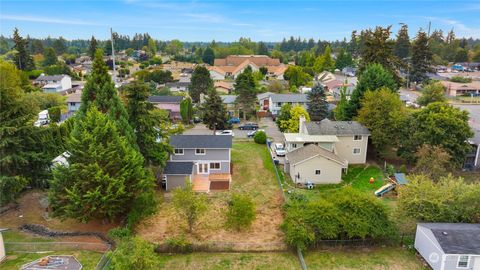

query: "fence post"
xmin=297 ymin=246 xmax=308 ymax=270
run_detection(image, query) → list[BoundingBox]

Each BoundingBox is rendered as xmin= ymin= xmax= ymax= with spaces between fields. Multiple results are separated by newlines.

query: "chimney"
xmin=299 ymin=115 xmax=306 ymax=134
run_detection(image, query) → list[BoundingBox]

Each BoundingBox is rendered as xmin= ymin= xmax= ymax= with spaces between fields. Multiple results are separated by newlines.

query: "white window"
xmin=353 ymin=148 xmax=361 ymax=155
xmin=315 ymin=170 xmax=321 ymax=175
xmin=457 ymin=255 xmax=469 ymax=268
xmin=277 ymin=102 xmax=283 ymax=107
xmin=210 ymin=162 xmax=221 ymax=170
xmin=195 ymin=149 xmax=206 ymax=155
xmin=174 ymin=148 xmax=184 ymax=155
xmin=354 ymin=135 xmax=362 ymax=141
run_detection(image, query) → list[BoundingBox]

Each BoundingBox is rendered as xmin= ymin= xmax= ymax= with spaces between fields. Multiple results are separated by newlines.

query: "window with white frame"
xmin=315 ymin=170 xmax=321 ymax=175
xmin=210 ymin=162 xmax=221 ymax=170
xmin=353 ymin=148 xmax=361 ymax=154
xmin=354 ymin=135 xmax=362 ymax=141
xmin=174 ymin=148 xmax=184 ymax=155
xmin=292 ymin=143 xmax=297 ymax=148
xmin=457 ymin=255 xmax=469 ymax=268
xmin=195 ymin=149 xmax=206 ymax=155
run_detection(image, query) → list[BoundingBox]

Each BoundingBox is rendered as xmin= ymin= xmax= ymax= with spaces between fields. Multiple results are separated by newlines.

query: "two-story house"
xmin=163 ymin=135 xmax=232 ymax=192
xmin=35 ymin=74 xmax=72 ymax=93
xmin=269 ymin=94 xmax=308 ymax=116
xmin=147 ymin=95 xmax=183 ymax=121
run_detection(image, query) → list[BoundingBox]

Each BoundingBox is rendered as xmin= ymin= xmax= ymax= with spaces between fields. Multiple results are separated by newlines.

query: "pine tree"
xmin=334 ymin=84 xmax=349 ymax=121
xmin=123 ymin=82 xmax=171 ymax=168
xmin=202 ymin=47 xmax=215 ymax=65
xmin=12 ymin=28 xmax=35 ymax=71
xmin=234 ymin=67 xmax=257 ymax=119
xmin=335 ymin=48 xmax=353 ymax=70
xmin=410 ymin=31 xmax=432 ymax=84
xmin=52 ymin=37 xmax=67 ymax=55
xmin=189 ymin=66 xmax=213 ymax=103
xmin=49 ymin=107 xmax=154 ymax=222
xmin=394 ymin=24 xmax=410 ymax=59
xmin=201 ymin=88 xmax=229 ymax=131
xmin=79 ymin=49 xmax=135 ymax=145
xmin=43 ymin=47 xmax=58 ymax=66
xmin=88 ymin=36 xmax=97 ymax=59
xmin=307 ymin=84 xmax=329 ymax=121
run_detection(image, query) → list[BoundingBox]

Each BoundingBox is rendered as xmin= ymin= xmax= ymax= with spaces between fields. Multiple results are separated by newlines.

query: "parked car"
xmin=193 ymin=116 xmax=202 ymax=123
xmin=227 ymin=117 xmax=241 ymax=124
xmin=238 ymin=122 xmax=259 ymax=130
xmin=274 ymin=143 xmax=286 ymax=156
xmin=215 ymin=130 xmax=235 ymax=137
xmin=247 ymin=129 xmax=265 ymax=138
xmin=34 ymin=110 xmax=50 ymax=127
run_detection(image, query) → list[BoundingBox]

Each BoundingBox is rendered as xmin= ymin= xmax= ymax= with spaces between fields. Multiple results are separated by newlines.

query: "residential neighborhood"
xmin=1 ymin=1 xmax=480 ymax=270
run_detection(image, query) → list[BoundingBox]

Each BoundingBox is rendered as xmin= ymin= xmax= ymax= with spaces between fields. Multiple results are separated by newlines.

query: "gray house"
xmin=415 ymin=223 xmax=480 ymax=270
xmin=163 ymin=135 xmax=232 ymax=192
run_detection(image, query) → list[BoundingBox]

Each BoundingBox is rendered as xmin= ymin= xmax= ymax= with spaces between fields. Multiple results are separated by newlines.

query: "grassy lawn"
xmin=137 ymin=142 xmax=285 ymax=250
xmin=154 ymin=252 xmax=300 ymax=270
xmin=304 ymin=248 xmax=426 ymax=270
xmin=2 ymin=250 xmax=104 ymax=270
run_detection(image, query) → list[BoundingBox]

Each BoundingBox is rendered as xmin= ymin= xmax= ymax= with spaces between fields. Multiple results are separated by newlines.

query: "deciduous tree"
xmin=226 ymin=193 xmax=256 ymax=231
xmin=172 ymin=180 xmax=207 ymax=233
xmin=413 ymin=145 xmax=451 ymax=179
xmin=279 ymin=105 xmax=310 ymax=133
xmin=416 ymin=82 xmax=446 ymax=106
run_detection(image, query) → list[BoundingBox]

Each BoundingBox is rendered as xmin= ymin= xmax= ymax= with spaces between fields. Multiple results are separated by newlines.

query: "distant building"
xmin=208 ymin=55 xmax=287 ymax=80
xmin=269 ymin=94 xmax=307 ymax=115
xmin=148 ymin=95 xmax=184 ymax=121
xmin=66 ymin=91 xmax=82 ymax=112
xmin=165 ymin=82 xmax=190 ymax=92
xmin=214 ymin=81 xmax=233 ymax=94
xmin=35 ymin=74 xmax=72 ymax=93
xmin=441 ymin=80 xmax=480 ymax=96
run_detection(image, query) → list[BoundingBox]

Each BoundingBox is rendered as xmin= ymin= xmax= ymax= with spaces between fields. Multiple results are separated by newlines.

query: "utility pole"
xmin=110 ymin=28 xmax=117 ymax=85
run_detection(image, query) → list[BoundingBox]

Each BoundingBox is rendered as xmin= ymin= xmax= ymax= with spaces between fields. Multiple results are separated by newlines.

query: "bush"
xmin=126 ymin=191 xmax=158 ymax=230
xmin=225 ymin=193 xmax=256 ymax=231
xmin=450 ymin=76 xmax=472 ymax=83
xmin=164 ymin=235 xmax=193 ymax=253
xmin=109 ymin=237 xmax=157 ymax=270
xmin=48 ymin=106 xmax=62 ymax=123
xmin=253 ymin=130 xmax=267 ymax=144
xmin=108 ymin=227 xmax=132 ymax=242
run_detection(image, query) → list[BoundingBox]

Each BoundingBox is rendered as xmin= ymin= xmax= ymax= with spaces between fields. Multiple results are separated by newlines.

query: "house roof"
xmin=147 ymin=95 xmax=183 ymax=103
xmin=306 ymin=119 xmax=370 ymax=136
xmin=170 ymin=135 xmax=232 ymax=149
xmin=286 ymin=144 xmax=347 ymax=166
xmin=164 ymin=161 xmax=194 ymax=175
xmin=419 ymin=223 xmax=480 ymax=255
xmin=43 ymin=83 xmax=61 ymax=89
xmin=35 ymin=74 xmax=69 ymax=81
xmin=393 ymin=173 xmax=408 ymax=185
xmin=284 ymin=133 xmax=339 ymax=143
xmin=165 ymin=82 xmax=190 ymax=88
xmin=66 ymin=91 xmax=82 ymax=103
xmin=214 ymin=81 xmax=233 ymax=90
xmin=257 ymin=92 xmax=273 ymax=101
xmin=441 ymin=80 xmax=480 ymax=91
xmin=270 ymin=94 xmax=307 ymax=103
xmin=221 ymin=95 xmax=237 ymax=104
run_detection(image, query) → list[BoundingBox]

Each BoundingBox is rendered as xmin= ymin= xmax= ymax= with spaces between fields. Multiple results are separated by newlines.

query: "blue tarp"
xmin=394 ymin=173 xmax=408 ymax=185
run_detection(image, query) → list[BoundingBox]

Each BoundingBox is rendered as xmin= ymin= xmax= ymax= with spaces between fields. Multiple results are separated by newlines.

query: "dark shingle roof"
xmin=165 ymin=82 xmax=190 ymax=87
xmin=148 ymin=96 xmax=183 ymax=103
xmin=306 ymin=119 xmax=370 ymax=136
xmin=270 ymin=94 xmax=307 ymax=103
xmin=164 ymin=161 xmax=194 ymax=175
xmin=286 ymin=144 xmax=346 ymax=166
xmin=35 ymin=74 xmax=69 ymax=81
xmin=170 ymin=135 xmax=232 ymax=149
xmin=419 ymin=223 xmax=480 ymax=254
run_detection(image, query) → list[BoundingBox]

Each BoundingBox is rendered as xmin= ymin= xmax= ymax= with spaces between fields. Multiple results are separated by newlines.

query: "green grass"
xmin=2 ymin=230 xmax=55 ymax=243
xmin=154 ymin=252 xmax=300 ymax=270
xmin=303 ymin=247 xmax=426 ymax=270
xmin=2 ymin=250 xmax=104 ymax=270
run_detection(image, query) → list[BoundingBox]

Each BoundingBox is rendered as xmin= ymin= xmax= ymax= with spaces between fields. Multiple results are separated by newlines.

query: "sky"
xmin=1 ymin=0 xmax=480 ymax=42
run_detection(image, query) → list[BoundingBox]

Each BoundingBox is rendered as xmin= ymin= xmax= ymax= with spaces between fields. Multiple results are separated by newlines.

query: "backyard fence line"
xmin=5 ymin=241 xmax=111 ymax=253
xmin=297 ymin=246 xmax=308 ymax=270
xmin=155 ymin=240 xmax=289 ymax=253
xmin=95 ymin=249 xmax=113 ymax=270
xmin=310 ymin=236 xmax=415 ymax=249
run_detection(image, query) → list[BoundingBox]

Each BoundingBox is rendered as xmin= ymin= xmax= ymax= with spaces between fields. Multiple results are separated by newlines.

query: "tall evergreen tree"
xmin=410 ymin=30 xmax=433 ymax=84
xmin=234 ymin=67 xmax=257 ymax=119
xmin=31 ymin=40 xmax=44 ymax=54
xmin=52 ymin=37 xmax=67 ymax=55
xmin=123 ymin=82 xmax=171 ymax=168
xmin=189 ymin=66 xmax=213 ymax=103
xmin=79 ymin=49 xmax=135 ymax=144
xmin=307 ymin=84 xmax=329 ymax=121
xmin=43 ymin=47 xmax=58 ymax=66
xmin=394 ymin=24 xmax=411 ymax=59
xmin=12 ymin=28 xmax=35 ymax=71
xmin=88 ymin=36 xmax=98 ymax=59
xmin=201 ymin=88 xmax=229 ymax=131
xmin=49 ymin=107 xmax=155 ymax=222
xmin=344 ymin=63 xmax=397 ymax=119
xmin=202 ymin=47 xmax=215 ymax=65
xmin=257 ymin=41 xmax=269 ymax=55
xmin=335 ymin=48 xmax=353 ymax=70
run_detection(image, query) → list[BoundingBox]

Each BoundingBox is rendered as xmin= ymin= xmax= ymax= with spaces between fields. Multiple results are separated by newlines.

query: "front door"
xmin=198 ymin=163 xmax=209 ymax=174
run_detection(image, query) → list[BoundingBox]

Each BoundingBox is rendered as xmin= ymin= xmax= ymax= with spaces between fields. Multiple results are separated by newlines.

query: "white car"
xmin=274 ymin=143 xmax=286 ymax=156
xmin=216 ymin=130 xmax=235 ymax=137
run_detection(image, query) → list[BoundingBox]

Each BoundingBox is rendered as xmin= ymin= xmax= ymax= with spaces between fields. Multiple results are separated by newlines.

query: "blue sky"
xmin=1 ymin=0 xmax=480 ymax=41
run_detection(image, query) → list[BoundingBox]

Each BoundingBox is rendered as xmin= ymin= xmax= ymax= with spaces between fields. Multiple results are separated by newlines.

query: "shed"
xmin=393 ymin=173 xmax=408 ymax=185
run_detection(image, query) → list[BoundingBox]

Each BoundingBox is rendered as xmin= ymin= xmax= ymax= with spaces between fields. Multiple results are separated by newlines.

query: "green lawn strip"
xmin=155 ymin=252 xmax=300 ymax=270
xmin=3 ymin=230 xmax=55 ymax=243
xmin=303 ymin=248 xmax=424 ymax=270
xmin=2 ymin=250 xmax=103 ymax=270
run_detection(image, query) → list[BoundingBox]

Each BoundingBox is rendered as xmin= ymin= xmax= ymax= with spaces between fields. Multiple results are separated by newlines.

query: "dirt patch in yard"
xmin=137 ymin=143 xmax=286 ymax=251
xmin=0 ymin=190 xmax=118 ymax=241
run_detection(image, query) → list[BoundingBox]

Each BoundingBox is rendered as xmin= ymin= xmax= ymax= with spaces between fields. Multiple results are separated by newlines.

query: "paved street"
xmin=399 ymin=88 xmax=421 ymax=103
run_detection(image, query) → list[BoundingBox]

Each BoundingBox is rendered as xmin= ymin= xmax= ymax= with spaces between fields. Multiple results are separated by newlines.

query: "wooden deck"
xmin=193 ymin=173 xmax=231 ymax=192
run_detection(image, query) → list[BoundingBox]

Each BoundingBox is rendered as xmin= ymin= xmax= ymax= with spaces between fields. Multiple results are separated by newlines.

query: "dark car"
xmin=238 ymin=123 xmax=259 ymax=130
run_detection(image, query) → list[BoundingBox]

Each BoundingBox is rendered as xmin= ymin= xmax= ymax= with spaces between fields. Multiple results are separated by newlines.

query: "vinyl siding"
xmin=414 ymin=226 xmax=444 ymax=270
xmin=335 ymin=136 xmax=368 ymax=164
xmin=171 ymin=149 xmax=230 ymax=161
xmin=444 ymin=254 xmax=480 ymax=270
xmin=194 ymin=162 xmax=230 ymax=174
xmin=288 ymin=155 xmax=343 ymax=184
xmin=166 ymin=175 xmax=190 ymax=191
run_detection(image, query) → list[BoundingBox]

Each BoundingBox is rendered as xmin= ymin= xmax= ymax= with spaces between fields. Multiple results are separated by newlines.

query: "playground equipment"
xmin=374 ymin=173 xmax=408 ymax=197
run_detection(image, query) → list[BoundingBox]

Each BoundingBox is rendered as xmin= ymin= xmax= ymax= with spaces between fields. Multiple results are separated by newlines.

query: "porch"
xmin=193 ymin=173 xmax=231 ymax=192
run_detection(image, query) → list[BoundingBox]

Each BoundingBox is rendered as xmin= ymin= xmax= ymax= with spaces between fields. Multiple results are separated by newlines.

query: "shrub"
xmin=126 ymin=191 xmax=158 ymax=230
xmin=107 ymin=227 xmax=132 ymax=242
xmin=164 ymin=235 xmax=193 ymax=253
xmin=450 ymin=76 xmax=472 ymax=83
xmin=109 ymin=237 xmax=157 ymax=270
xmin=48 ymin=106 xmax=62 ymax=122
xmin=253 ymin=130 xmax=267 ymax=144
xmin=225 ymin=193 xmax=256 ymax=231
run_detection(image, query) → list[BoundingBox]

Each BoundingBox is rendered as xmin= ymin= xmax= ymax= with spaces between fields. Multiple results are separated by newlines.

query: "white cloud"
xmin=1 ymin=14 xmax=104 ymax=26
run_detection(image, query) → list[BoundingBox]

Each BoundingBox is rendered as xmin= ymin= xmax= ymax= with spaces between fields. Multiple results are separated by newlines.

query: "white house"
xmin=269 ymin=94 xmax=308 ymax=115
xmin=415 ymin=223 xmax=480 ymax=270
xmin=35 ymin=74 xmax=72 ymax=93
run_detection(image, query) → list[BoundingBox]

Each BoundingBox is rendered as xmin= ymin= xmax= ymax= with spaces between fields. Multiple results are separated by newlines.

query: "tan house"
xmin=285 ymin=144 xmax=347 ymax=185
xmin=214 ymin=81 xmax=233 ymax=94
xmin=441 ymin=80 xmax=480 ymax=96
xmin=208 ymin=55 xmax=287 ymax=80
